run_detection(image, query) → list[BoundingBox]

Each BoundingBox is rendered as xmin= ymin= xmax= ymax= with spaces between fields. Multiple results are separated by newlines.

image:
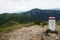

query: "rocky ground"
xmin=0 ymin=25 xmax=60 ymax=40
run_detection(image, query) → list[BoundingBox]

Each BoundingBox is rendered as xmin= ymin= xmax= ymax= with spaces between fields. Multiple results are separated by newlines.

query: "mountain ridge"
xmin=21 ymin=8 xmax=60 ymax=21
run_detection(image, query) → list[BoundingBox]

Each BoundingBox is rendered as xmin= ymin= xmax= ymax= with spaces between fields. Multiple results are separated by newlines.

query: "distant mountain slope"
xmin=0 ymin=8 xmax=60 ymax=26
xmin=22 ymin=8 xmax=60 ymax=21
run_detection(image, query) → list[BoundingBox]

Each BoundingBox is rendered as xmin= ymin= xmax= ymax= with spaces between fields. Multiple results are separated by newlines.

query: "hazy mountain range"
xmin=1 ymin=8 xmax=60 ymax=23
xmin=0 ymin=8 xmax=60 ymax=32
xmin=20 ymin=8 xmax=60 ymax=21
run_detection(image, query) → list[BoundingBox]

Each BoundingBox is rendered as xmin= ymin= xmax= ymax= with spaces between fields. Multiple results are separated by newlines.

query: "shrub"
xmin=45 ymin=29 xmax=58 ymax=36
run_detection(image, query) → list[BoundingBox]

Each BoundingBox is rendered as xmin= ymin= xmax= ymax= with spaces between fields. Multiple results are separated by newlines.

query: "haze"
xmin=0 ymin=0 xmax=60 ymax=13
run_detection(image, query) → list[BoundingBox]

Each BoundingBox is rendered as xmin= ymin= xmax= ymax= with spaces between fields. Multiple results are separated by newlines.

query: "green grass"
xmin=0 ymin=22 xmax=36 ymax=33
xmin=0 ymin=21 xmax=48 ymax=33
xmin=0 ymin=24 xmax=21 ymax=32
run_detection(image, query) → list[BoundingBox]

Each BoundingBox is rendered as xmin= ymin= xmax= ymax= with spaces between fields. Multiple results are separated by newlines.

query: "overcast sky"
xmin=0 ymin=0 xmax=60 ymax=13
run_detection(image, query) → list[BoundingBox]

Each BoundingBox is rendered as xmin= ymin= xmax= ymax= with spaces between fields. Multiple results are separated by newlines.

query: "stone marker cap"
xmin=49 ymin=17 xmax=55 ymax=20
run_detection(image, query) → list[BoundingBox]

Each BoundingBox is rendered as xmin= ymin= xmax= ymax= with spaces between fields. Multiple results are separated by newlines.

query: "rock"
xmin=0 ymin=25 xmax=60 ymax=40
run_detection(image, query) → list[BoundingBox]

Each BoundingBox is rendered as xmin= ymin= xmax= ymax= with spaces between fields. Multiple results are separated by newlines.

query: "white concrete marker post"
xmin=49 ymin=17 xmax=55 ymax=31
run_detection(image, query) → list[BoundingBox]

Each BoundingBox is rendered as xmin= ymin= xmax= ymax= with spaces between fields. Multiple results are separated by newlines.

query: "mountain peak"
xmin=31 ymin=8 xmax=42 ymax=10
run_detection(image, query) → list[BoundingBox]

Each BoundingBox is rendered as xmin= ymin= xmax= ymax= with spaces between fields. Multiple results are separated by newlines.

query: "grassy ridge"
xmin=0 ymin=21 xmax=36 ymax=33
xmin=0 ymin=13 xmax=40 ymax=33
xmin=1 ymin=13 xmax=60 ymax=33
